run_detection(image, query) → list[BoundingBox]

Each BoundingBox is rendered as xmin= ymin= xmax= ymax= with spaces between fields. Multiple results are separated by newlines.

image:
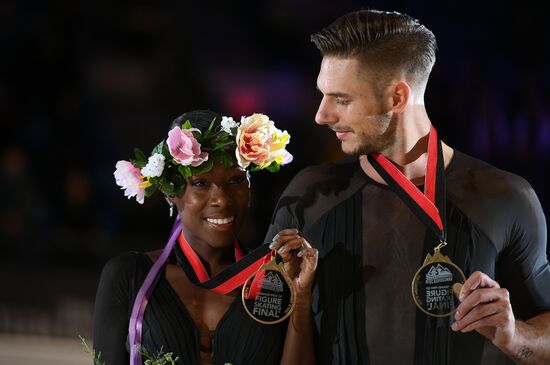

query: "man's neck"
xmin=360 ymin=107 xmax=453 ymax=184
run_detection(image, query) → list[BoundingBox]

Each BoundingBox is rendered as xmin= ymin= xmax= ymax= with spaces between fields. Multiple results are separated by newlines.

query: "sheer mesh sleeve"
xmin=447 ymin=151 xmax=550 ymax=319
xmin=497 ymin=177 xmax=550 ymax=318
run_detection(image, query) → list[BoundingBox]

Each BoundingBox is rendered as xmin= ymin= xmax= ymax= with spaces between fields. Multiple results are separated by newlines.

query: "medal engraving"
xmin=242 ymin=257 xmax=295 ymax=324
xmin=412 ymin=248 xmax=465 ymax=317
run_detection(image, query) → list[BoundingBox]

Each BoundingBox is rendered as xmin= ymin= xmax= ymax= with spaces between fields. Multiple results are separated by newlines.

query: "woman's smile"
xmin=205 ymin=215 xmax=236 ymax=230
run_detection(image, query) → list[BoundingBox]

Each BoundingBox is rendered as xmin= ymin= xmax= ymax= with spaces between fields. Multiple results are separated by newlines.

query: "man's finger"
xmin=452 ymin=301 xmax=502 ymax=331
xmin=460 ymin=271 xmax=500 ymax=301
xmin=455 ymin=288 xmax=509 ymax=321
xmin=453 ymin=283 xmax=463 ymax=299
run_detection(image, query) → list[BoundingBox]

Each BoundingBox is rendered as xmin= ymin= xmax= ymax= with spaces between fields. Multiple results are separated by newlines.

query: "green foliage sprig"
xmin=79 ymin=335 xmax=105 ymax=365
xmin=141 ymin=346 xmax=179 ymax=365
xmin=79 ymin=336 xmax=179 ymax=365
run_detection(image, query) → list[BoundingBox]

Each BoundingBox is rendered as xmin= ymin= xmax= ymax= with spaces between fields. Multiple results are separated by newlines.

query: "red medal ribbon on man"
xmin=367 ymin=125 xmax=446 ymax=241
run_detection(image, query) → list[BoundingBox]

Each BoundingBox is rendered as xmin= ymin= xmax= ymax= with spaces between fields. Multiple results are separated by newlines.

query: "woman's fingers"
xmin=297 ymin=248 xmax=318 ymax=273
xmin=276 ymin=237 xmax=308 ymax=261
xmin=268 ymin=229 xmax=311 ymax=264
xmin=295 ymin=248 xmax=319 ymax=293
xmin=267 ymin=229 xmax=318 ymax=289
xmin=268 ymin=229 xmax=299 ymax=250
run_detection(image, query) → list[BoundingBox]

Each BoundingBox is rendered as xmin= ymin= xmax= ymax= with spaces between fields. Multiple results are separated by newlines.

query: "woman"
xmin=93 ymin=110 xmax=317 ymax=365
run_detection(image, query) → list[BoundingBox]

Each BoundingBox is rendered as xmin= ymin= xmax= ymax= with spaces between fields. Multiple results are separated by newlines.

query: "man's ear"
xmin=391 ymin=80 xmax=411 ymax=114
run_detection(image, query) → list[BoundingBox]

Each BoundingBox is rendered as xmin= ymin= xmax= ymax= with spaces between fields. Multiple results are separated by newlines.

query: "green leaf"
xmin=152 ymin=141 xmax=165 ymax=156
xmin=178 ymin=164 xmax=192 ymax=178
xmin=248 ymin=161 xmax=280 ymax=173
xmin=130 ymin=159 xmax=147 ymax=168
xmin=212 ymin=150 xmax=235 ymax=167
xmin=265 ymin=161 xmax=281 ymax=173
xmin=203 ymin=117 xmax=217 ymax=139
xmin=212 ymin=140 xmax=236 ymax=151
xmin=159 ymin=180 xmax=177 ymax=196
xmin=190 ymin=159 xmax=213 ymax=176
xmin=163 ymin=141 xmax=171 ymax=156
xmin=144 ymin=185 xmax=158 ymax=197
xmin=181 ymin=120 xmax=192 ymax=130
xmin=154 ymin=166 xmax=185 ymax=196
xmin=192 ymin=130 xmax=202 ymax=142
xmin=134 ymin=148 xmax=147 ymax=162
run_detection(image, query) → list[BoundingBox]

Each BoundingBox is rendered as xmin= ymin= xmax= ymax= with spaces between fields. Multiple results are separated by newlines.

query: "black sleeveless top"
xmin=93 ymin=251 xmax=287 ymax=365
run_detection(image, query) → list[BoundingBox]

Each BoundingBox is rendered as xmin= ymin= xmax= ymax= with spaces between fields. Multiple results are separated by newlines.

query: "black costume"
xmin=265 ymin=151 xmax=550 ymax=365
xmin=93 ymin=252 xmax=286 ymax=365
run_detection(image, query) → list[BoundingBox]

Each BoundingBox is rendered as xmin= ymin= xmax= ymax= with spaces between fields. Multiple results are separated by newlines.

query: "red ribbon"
xmin=370 ymin=125 xmax=443 ymax=232
xmin=177 ymin=233 xmax=270 ymax=295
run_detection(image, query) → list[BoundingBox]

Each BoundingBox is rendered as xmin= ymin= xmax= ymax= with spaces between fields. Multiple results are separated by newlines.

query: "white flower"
xmin=141 ymin=153 xmax=165 ymax=178
xmin=220 ymin=116 xmax=239 ymax=135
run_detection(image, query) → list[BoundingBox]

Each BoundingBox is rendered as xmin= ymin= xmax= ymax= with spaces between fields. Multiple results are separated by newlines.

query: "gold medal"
xmin=411 ymin=241 xmax=466 ymax=317
xmin=241 ymin=254 xmax=296 ymax=324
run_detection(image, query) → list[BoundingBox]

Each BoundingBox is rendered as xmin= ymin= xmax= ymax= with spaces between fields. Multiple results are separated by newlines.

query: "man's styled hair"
xmin=311 ymin=10 xmax=437 ymax=93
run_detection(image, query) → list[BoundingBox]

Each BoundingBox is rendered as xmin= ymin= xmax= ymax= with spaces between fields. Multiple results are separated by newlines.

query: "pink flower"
xmin=167 ymin=126 xmax=208 ymax=167
xmin=114 ymin=160 xmax=146 ymax=204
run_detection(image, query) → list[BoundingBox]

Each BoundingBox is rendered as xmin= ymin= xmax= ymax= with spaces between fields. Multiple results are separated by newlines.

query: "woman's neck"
xmin=181 ymin=229 xmax=235 ymax=277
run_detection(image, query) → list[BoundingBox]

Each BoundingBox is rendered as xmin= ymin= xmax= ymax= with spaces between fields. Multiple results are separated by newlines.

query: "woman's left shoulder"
xmin=98 ymin=251 xmax=154 ymax=289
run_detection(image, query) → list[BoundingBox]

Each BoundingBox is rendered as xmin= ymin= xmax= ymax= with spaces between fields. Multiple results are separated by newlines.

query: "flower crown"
xmin=114 ymin=113 xmax=293 ymax=204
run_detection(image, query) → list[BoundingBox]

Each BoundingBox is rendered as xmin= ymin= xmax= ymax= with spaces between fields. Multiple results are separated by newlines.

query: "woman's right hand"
xmin=268 ymin=229 xmax=318 ymax=301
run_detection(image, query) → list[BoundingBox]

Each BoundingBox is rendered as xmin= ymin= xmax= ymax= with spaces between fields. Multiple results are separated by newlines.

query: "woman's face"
xmin=172 ymin=163 xmax=250 ymax=250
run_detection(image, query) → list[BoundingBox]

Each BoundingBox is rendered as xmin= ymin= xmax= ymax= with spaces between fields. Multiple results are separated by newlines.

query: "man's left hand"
xmin=452 ymin=271 xmax=516 ymax=348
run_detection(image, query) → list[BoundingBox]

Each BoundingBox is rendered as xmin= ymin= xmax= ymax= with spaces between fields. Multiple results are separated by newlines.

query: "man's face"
xmin=315 ymin=57 xmax=396 ymax=155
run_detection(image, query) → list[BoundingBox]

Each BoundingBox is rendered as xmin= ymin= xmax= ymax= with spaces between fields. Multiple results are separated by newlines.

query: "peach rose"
xmin=235 ymin=114 xmax=272 ymax=168
xmin=235 ymin=113 xmax=292 ymax=169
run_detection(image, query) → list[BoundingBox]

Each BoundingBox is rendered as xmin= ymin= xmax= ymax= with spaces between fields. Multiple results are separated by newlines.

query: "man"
xmin=265 ymin=10 xmax=550 ymax=365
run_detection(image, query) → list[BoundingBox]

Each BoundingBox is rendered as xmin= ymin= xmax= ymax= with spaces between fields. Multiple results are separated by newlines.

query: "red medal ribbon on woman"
xmin=367 ymin=125 xmax=446 ymax=241
xmin=176 ymin=233 xmax=273 ymax=295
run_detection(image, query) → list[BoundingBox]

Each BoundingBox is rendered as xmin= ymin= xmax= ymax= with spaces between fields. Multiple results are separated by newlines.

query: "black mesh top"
xmin=93 ymin=251 xmax=287 ymax=365
xmin=265 ymin=150 xmax=549 ymax=365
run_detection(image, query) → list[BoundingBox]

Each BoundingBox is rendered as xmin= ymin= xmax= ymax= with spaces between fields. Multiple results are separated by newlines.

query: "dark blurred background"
xmin=0 ymin=0 xmax=548 ymax=359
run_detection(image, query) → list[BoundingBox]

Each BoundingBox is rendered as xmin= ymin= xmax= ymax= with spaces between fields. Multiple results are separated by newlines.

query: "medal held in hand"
xmin=242 ymin=254 xmax=296 ymax=324
xmin=368 ymin=126 xmax=465 ymax=318
xmin=411 ymin=242 xmax=466 ymax=317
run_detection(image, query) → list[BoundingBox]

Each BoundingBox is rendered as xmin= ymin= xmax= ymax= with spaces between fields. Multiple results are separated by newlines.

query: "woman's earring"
xmin=166 ymin=198 xmax=175 ymax=217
